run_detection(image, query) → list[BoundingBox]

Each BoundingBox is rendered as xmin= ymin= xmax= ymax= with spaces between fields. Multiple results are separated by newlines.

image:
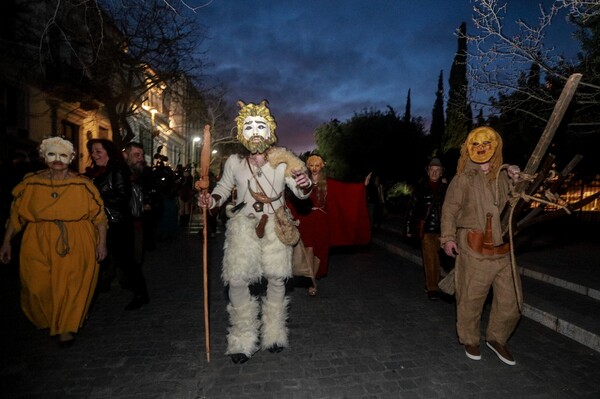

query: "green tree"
xmin=443 ymin=22 xmax=471 ymax=152
xmin=403 ymin=89 xmax=411 ymax=124
xmin=314 ymin=108 xmax=427 ymax=186
xmin=429 ymin=70 xmax=445 ymax=155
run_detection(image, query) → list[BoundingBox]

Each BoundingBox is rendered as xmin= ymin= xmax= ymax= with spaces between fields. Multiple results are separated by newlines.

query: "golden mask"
xmin=466 ymin=127 xmax=499 ymax=164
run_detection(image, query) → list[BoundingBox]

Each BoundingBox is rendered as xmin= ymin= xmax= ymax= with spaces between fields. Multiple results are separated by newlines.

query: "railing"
xmin=536 ymin=176 xmax=600 ymax=222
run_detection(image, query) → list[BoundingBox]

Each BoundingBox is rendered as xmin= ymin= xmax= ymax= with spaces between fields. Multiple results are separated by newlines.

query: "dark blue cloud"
xmin=198 ymin=0 xmax=577 ymax=153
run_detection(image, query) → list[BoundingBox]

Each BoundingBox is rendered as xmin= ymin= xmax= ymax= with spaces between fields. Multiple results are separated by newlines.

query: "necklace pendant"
xmin=252 ymin=201 xmax=264 ymax=212
xmin=256 ymin=168 xmax=262 ymax=177
xmin=51 ymin=192 xmax=59 ymax=199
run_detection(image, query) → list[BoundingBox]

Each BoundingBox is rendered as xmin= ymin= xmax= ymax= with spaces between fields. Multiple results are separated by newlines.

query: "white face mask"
xmin=44 ymin=144 xmax=73 ymax=164
xmin=241 ymin=116 xmax=272 ymax=153
xmin=242 ymin=116 xmax=271 ymax=141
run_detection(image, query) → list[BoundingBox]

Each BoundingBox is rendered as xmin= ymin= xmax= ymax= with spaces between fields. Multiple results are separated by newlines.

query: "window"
xmin=61 ymin=120 xmax=80 ymax=151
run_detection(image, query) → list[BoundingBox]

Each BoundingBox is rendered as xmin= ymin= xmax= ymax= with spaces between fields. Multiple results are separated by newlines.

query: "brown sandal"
xmin=308 ymin=287 xmax=317 ymax=296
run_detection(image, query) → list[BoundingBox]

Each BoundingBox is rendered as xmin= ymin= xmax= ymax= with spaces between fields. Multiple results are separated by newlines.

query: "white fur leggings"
xmin=228 ymin=277 xmax=285 ymax=308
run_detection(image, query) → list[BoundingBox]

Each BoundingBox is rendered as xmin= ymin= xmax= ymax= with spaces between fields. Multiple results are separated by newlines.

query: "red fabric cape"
xmin=288 ymin=178 xmax=371 ymax=278
xmin=326 ymin=179 xmax=371 ymax=247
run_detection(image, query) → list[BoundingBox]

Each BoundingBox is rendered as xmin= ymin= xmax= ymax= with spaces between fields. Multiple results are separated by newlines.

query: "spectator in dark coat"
xmin=406 ymin=157 xmax=448 ymax=300
xmin=85 ymin=139 xmax=149 ymax=311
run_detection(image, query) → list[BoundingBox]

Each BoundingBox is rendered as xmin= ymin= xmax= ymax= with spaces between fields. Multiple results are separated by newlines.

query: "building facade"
xmin=1 ymin=0 xmax=199 ymax=172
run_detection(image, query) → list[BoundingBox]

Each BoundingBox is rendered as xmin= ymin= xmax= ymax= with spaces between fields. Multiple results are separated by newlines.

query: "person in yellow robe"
xmin=0 ymin=137 xmax=107 ymax=347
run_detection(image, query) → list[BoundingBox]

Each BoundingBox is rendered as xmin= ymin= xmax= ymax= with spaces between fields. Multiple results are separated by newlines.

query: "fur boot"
xmin=225 ymin=297 xmax=261 ymax=358
xmin=261 ymin=295 xmax=290 ymax=351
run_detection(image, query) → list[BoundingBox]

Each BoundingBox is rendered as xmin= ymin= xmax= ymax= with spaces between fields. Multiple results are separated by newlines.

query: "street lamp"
xmin=192 ymin=136 xmax=201 ymax=168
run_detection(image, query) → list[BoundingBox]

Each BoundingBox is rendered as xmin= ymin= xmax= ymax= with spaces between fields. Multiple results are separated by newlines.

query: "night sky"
xmin=197 ymin=1 xmax=579 ymax=153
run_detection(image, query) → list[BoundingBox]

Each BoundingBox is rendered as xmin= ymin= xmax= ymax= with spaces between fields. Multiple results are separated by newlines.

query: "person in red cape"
xmin=289 ymin=154 xmax=371 ymax=296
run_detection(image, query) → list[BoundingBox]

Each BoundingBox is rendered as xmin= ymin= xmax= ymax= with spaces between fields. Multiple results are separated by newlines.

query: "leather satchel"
xmin=274 ymin=205 xmax=300 ymax=245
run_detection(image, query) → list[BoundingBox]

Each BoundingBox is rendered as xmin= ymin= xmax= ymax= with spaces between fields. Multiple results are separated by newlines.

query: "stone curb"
xmin=522 ymin=303 xmax=600 ymax=353
xmin=518 ymin=263 xmax=600 ymax=301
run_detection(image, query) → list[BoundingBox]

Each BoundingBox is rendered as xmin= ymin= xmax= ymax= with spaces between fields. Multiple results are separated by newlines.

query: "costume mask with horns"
xmin=235 ymin=100 xmax=278 ymax=153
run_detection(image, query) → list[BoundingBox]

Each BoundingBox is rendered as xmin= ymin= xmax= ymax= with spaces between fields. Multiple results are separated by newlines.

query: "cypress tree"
xmin=443 ymin=22 xmax=470 ymax=151
xmin=403 ymin=89 xmax=411 ymax=124
xmin=429 ymin=70 xmax=445 ymax=154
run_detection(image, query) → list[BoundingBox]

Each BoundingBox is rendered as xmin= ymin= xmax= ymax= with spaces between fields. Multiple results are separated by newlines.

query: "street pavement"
xmin=1 ymin=223 xmax=600 ymax=399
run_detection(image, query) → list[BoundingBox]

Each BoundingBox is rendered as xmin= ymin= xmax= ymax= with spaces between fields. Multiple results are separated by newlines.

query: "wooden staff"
xmin=501 ymin=73 xmax=581 ymax=312
xmin=196 ymin=124 xmax=212 ymax=362
xmin=500 ymin=73 xmax=582 ymax=236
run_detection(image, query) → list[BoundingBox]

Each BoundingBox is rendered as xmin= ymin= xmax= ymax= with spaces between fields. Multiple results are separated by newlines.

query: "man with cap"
xmin=406 ymin=157 xmax=448 ymax=300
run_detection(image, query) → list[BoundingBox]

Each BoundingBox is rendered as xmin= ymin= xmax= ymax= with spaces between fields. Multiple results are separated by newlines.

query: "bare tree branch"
xmin=162 ymin=0 xmax=213 ymax=14
xmin=469 ymin=0 xmax=600 ymax=128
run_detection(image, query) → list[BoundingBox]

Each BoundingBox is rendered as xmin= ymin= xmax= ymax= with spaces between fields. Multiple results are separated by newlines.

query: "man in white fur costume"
xmin=199 ymin=100 xmax=312 ymax=364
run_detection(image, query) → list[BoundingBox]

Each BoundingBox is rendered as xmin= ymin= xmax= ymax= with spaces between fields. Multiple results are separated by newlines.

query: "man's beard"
xmin=130 ymin=162 xmax=144 ymax=173
xmin=239 ymin=135 xmax=276 ymax=154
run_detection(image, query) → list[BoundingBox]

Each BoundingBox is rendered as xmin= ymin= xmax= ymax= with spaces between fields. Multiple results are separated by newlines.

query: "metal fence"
xmin=541 ymin=175 xmax=600 ymax=222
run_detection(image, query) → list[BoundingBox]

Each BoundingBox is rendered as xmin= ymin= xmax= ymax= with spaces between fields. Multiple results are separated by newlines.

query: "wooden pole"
xmin=501 ymin=73 xmax=582 ymax=235
xmin=196 ymin=124 xmax=212 ymax=362
xmin=522 ymin=74 xmax=581 ymax=178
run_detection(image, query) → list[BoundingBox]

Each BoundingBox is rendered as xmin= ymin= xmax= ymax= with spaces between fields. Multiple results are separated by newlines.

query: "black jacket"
xmin=406 ymin=178 xmax=447 ymax=235
xmin=89 ymin=164 xmax=132 ymax=224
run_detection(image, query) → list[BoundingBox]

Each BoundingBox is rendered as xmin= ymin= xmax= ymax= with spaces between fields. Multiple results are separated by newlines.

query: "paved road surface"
xmin=1 ymin=229 xmax=599 ymax=398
